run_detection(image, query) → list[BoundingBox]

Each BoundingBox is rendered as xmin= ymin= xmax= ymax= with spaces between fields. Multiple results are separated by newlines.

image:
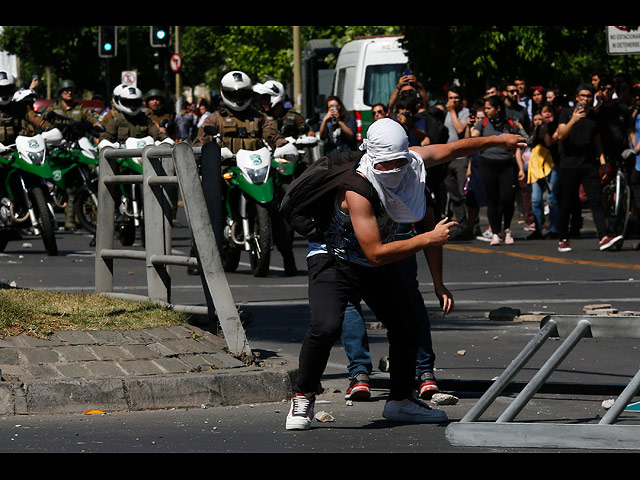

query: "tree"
xmin=401 ymin=26 xmax=640 ymax=103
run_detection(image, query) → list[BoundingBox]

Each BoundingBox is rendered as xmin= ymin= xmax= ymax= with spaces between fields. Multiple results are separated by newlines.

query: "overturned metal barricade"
xmin=94 ymin=141 xmax=251 ymax=356
xmin=446 ymin=315 xmax=640 ymax=450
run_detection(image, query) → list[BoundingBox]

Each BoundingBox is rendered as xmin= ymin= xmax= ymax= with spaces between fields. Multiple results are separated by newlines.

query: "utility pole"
xmin=175 ymin=26 xmax=182 ymax=115
xmin=293 ymin=26 xmax=302 ymax=113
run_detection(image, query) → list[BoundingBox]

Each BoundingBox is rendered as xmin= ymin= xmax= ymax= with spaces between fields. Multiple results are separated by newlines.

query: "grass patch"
xmin=0 ymin=287 xmax=189 ymax=339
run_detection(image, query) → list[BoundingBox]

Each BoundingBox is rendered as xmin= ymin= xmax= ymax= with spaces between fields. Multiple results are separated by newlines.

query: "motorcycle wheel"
xmin=30 ymin=186 xmax=58 ymax=256
xmin=0 ymin=230 xmax=10 ymax=253
xmin=221 ymin=243 xmax=241 ymax=272
xmin=249 ymin=203 xmax=271 ymax=277
xmin=74 ymin=186 xmax=97 ymax=235
xmin=118 ymin=221 xmax=136 ymax=247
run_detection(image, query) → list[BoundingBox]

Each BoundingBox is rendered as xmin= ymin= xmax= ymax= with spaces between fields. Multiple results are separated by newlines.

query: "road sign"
xmin=606 ymin=26 xmax=640 ymax=55
xmin=170 ymin=53 xmax=182 ymax=73
xmin=121 ymin=71 xmax=137 ymax=87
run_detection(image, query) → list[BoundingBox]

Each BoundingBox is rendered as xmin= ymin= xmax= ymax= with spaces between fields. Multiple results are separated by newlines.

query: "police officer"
xmin=0 ymin=70 xmax=52 ymax=146
xmin=253 ymin=80 xmax=313 ymax=138
xmin=0 ymin=71 xmax=54 ymax=214
xmin=42 ymin=79 xmax=101 ymax=231
xmin=253 ymin=79 xmax=314 ymax=276
xmin=192 ymin=71 xmax=298 ymax=275
xmin=192 ymin=71 xmax=285 ymax=151
xmin=99 ymin=85 xmax=166 ymax=144
xmin=145 ymin=89 xmax=176 ymax=140
xmin=42 ymin=79 xmax=100 ymax=128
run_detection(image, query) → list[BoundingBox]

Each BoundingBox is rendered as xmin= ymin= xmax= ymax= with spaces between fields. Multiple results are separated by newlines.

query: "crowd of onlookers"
xmin=320 ymin=70 xmax=640 ymax=252
xmin=91 ymin=68 xmax=640 ymax=253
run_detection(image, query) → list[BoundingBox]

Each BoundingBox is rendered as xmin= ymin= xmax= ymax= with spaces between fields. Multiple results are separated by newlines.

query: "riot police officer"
xmin=42 ymin=79 xmax=101 ymax=231
xmin=0 ymin=70 xmax=52 ymax=146
xmin=253 ymin=80 xmax=313 ymax=138
xmin=42 ymin=79 xmax=100 ymax=128
xmin=145 ymin=89 xmax=176 ymax=140
xmin=192 ymin=71 xmax=298 ymax=276
xmin=99 ymin=85 xmax=166 ymax=144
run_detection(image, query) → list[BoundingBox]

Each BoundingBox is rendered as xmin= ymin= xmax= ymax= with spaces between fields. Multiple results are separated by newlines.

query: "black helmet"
xmin=145 ymin=88 xmax=164 ymax=101
xmin=57 ymin=79 xmax=76 ymax=95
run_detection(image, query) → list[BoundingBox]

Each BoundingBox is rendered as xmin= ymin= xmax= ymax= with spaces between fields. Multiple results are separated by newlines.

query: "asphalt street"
xmin=0 ymin=206 xmax=639 ymax=452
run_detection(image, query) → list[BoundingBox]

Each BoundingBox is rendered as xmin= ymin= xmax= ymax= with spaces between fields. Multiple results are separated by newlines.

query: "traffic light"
xmin=98 ymin=26 xmax=118 ymax=58
xmin=150 ymin=26 xmax=171 ymax=48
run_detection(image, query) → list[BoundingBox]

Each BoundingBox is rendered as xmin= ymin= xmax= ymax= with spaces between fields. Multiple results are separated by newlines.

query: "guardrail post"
xmin=172 ymin=142 xmax=251 ymax=357
xmin=94 ymin=146 xmax=118 ymax=294
xmin=142 ymin=144 xmax=173 ymax=303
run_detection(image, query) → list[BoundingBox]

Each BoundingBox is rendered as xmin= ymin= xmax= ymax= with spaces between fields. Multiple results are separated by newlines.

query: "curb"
xmin=0 ymin=365 xmax=296 ymax=416
xmin=0 ymin=325 xmax=298 ymax=416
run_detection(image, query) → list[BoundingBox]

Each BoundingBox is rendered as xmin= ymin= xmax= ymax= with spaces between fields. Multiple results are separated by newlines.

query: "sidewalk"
xmin=0 ymin=324 xmax=297 ymax=416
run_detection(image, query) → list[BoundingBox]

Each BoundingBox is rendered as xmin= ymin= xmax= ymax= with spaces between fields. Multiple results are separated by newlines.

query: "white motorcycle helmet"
xmin=253 ymin=80 xmax=285 ymax=109
xmin=13 ymin=88 xmax=36 ymax=105
xmin=117 ymin=85 xmax=143 ymax=115
xmin=112 ymin=83 xmax=125 ymax=110
xmin=0 ymin=71 xmax=16 ymax=106
xmin=220 ymin=70 xmax=253 ymax=112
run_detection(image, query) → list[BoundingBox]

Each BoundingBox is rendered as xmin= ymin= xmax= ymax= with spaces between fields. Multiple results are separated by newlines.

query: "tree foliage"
xmin=401 ymin=25 xmax=640 ymax=102
xmin=0 ymin=25 xmax=637 ymax=104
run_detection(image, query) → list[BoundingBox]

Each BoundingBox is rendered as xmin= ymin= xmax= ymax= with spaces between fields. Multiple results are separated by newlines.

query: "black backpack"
xmin=279 ymin=150 xmax=381 ymax=242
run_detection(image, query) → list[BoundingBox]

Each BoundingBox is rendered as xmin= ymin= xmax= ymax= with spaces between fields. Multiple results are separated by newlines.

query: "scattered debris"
xmin=584 ymin=304 xmax=618 ymax=315
xmin=84 ymin=409 xmax=105 ymax=415
xmin=456 ymin=350 xmax=466 ymax=356
xmin=431 ymin=393 xmax=458 ymax=406
xmin=378 ymin=356 xmax=390 ymax=372
xmin=487 ymin=307 xmax=521 ymax=322
xmin=314 ymin=411 xmax=335 ymax=423
xmin=602 ymin=399 xmax=615 ymax=410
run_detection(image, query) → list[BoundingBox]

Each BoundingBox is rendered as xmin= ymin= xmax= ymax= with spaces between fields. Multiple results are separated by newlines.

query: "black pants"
xmin=293 ymin=254 xmax=420 ymax=400
xmin=557 ymin=166 xmax=607 ymax=240
xmin=478 ymin=157 xmax=518 ymax=234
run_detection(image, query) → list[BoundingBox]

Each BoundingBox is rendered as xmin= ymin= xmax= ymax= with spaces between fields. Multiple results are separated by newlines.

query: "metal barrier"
xmin=445 ymin=315 xmax=640 ymax=450
xmin=94 ymin=141 xmax=251 ymax=357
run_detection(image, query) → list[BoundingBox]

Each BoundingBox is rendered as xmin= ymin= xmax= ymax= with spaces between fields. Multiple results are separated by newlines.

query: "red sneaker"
xmin=418 ymin=372 xmax=440 ymax=399
xmin=557 ymin=239 xmax=572 ymax=252
xmin=345 ymin=375 xmax=371 ymax=401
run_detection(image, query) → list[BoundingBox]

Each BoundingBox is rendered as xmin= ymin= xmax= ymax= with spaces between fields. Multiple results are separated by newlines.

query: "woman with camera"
xmin=319 ymin=95 xmax=357 ymax=154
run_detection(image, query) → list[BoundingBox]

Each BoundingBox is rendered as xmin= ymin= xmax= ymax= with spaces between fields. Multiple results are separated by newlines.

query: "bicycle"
xmin=601 ymin=148 xmax=636 ymax=250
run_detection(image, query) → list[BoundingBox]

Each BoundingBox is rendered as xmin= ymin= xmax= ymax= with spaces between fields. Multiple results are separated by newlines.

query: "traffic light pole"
xmin=174 ymin=26 xmax=182 ymax=116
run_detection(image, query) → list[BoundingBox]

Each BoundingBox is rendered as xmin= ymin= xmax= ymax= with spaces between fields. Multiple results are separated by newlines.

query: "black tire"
xmin=249 ymin=202 xmax=271 ymax=277
xmin=0 ymin=230 xmax=10 ymax=253
xmin=118 ymin=220 xmax=136 ymax=246
xmin=602 ymin=182 xmax=631 ymax=249
xmin=74 ymin=186 xmax=98 ymax=234
xmin=221 ymin=242 xmax=241 ymax=272
xmin=30 ymin=185 xmax=58 ymax=256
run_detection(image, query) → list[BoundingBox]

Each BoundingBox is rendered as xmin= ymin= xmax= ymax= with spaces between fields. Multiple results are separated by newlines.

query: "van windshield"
xmin=363 ymin=63 xmax=406 ymax=107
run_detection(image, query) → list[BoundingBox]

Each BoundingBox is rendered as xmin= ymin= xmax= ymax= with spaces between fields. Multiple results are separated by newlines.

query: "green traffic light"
xmin=104 ymin=43 xmax=113 ymax=51
xmin=156 ymin=30 xmax=166 ymax=40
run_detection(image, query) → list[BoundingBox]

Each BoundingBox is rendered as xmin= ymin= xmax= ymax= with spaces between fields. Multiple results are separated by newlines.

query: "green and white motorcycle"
xmin=0 ymin=128 xmax=64 ymax=255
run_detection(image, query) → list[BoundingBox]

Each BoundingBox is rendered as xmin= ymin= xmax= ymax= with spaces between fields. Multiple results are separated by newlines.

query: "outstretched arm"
xmin=409 ymin=134 xmax=527 ymax=168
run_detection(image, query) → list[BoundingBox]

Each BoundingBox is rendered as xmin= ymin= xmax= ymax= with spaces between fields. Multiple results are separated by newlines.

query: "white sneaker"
xmin=382 ymin=395 xmax=448 ymax=423
xmin=286 ymin=393 xmax=315 ymax=430
xmin=476 ymin=228 xmax=493 ymax=242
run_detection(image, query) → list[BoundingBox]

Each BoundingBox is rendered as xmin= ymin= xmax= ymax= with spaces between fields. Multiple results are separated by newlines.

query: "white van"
xmin=332 ymin=35 xmax=409 ymax=140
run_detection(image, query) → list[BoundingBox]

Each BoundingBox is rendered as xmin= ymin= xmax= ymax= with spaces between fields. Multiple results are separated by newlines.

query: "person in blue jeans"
xmin=341 ymin=198 xmax=453 ymax=401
